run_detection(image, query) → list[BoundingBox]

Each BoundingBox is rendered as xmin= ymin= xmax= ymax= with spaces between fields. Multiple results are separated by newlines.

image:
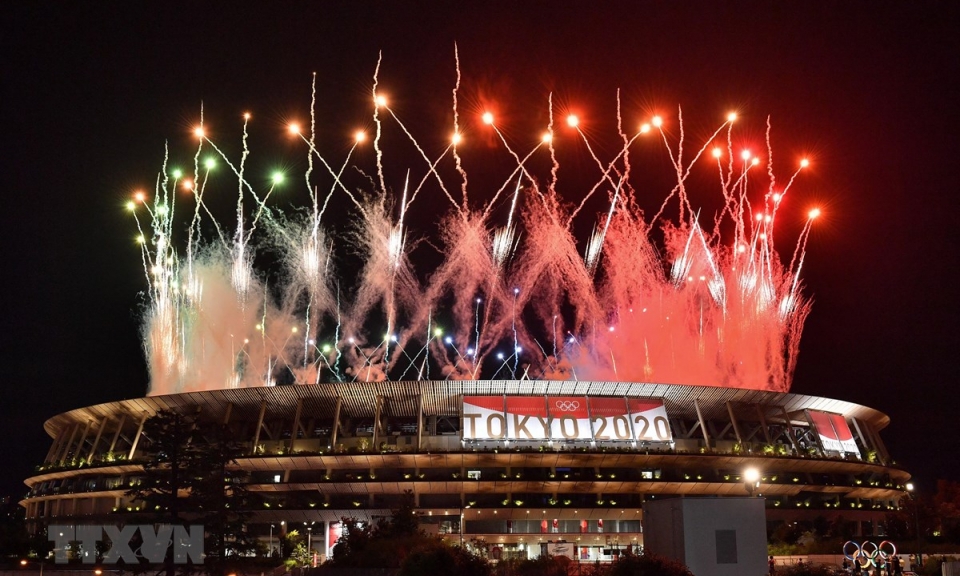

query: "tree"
xmin=127 ymin=411 xmax=260 ymax=576
xmin=328 ymin=492 xmax=429 ymax=569
xmin=126 ymin=411 xmax=196 ymax=576
xmin=0 ymin=499 xmax=55 ymax=563
xmin=379 ymin=491 xmax=421 ymax=538
xmin=186 ymin=421 xmax=261 ymax=575
xmin=329 ymin=519 xmax=376 ymax=566
xmin=769 ymin=521 xmax=806 ymax=555
xmin=494 ymin=555 xmax=575 ymax=576
xmin=324 ymin=494 xmax=493 ymax=573
xmin=883 ymin=512 xmax=910 ymax=540
xmin=288 ymin=542 xmax=311 ymax=568
xmin=281 ymin=528 xmax=300 ymax=559
xmin=933 ymin=480 xmax=960 ymax=543
xmin=828 ymin=515 xmax=856 ymax=541
xmin=399 ymin=540 xmax=490 ymax=576
xmin=812 ymin=516 xmax=830 ymax=539
xmin=281 ymin=529 xmax=306 ymax=566
xmin=127 ymin=411 xmax=193 ymax=520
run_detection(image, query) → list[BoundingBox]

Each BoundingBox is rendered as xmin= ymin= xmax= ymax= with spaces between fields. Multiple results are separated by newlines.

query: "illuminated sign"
xmin=806 ymin=410 xmax=861 ymax=457
xmin=462 ymin=395 xmax=673 ymax=442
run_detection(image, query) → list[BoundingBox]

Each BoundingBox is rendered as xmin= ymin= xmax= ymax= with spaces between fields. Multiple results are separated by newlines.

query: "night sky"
xmin=2 ymin=3 xmax=958 ymax=501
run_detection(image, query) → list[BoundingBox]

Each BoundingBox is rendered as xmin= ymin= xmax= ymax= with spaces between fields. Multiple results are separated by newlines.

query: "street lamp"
xmin=269 ymin=524 xmax=274 ymax=558
xmin=20 ymin=558 xmax=44 ymax=576
xmin=743 ymin=468 xmax=761 ymax=496
xmin=906 ymin=483 xmax=922 ymax=569
xmin=306 ymin=523 xmax=314 ymax=567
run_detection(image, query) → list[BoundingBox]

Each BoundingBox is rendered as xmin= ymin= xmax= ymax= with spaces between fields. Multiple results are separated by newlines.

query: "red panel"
xmin=627 ymin=398 xmax=664 ymax=413
xmin=547 ymin=396 xmax=589 ymax=418
xmin=808 ymin=410 xmax=838 ymax=441
xmin=463 ymin=396 xmax=504 ymax=411
xmin=505 ymin=395 xmax=548 ymax=416
xmin=829 ymin=413 xmax=855 ymax=441
xmin=588 ymin=396 xmax=628 ymax=417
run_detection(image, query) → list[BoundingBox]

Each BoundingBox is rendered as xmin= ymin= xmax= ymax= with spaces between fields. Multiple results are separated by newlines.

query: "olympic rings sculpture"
xmin=554 ymin=401 xmax=581 ymax=412
xmin=843 ymin=540 xmax=897 ymax=568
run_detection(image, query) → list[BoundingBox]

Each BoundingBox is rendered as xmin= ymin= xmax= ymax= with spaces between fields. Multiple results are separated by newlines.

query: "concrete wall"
xmin=643 ymin=497 xmax=767 ymax=576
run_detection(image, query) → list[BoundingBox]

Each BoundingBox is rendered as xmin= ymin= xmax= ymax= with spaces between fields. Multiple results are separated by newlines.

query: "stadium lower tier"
xmin=21 ymin=381 xmax=911 ymax=557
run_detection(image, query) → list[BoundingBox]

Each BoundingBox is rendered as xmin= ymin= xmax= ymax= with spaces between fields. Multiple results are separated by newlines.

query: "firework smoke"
xmin=130 ymin=62 xmax=817 ymax=396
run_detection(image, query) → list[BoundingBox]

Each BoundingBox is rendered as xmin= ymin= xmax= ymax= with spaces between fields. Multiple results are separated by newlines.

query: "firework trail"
xmin=131 ymin=59 xmax=817 ymax=395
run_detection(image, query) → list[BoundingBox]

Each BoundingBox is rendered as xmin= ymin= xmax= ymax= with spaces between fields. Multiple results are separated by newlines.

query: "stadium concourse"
xmin=22 ymin=381 xmax=910 ymax=561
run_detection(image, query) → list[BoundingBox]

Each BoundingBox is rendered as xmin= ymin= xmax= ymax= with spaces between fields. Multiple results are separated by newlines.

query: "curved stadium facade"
xmin=22 ymin=381 xmax=909 ymax=562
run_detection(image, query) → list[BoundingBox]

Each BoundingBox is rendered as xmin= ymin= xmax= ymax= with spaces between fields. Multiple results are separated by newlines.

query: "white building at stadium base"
xmin=22 ymin=381 xmax=910 ymax=562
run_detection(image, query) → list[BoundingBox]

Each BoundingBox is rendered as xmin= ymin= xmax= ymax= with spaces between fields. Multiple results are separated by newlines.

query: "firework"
xmin=129 ymin=59 xmax=817 ymax=395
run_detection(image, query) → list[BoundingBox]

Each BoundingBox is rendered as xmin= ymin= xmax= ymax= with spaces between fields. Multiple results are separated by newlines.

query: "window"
xmin=715 ymin=530 xmax=738 ymax=564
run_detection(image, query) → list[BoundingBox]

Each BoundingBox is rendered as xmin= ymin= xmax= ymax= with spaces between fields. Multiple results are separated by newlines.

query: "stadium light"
xmin=906 ymin=482 xmax=922 ymax=568
xmin=744 ymin=467 xmax=761 ymax=496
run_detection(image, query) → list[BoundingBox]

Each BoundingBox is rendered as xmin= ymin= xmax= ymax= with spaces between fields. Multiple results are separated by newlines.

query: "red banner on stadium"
xmin=806 ymin=410 xmax=861 ymax=457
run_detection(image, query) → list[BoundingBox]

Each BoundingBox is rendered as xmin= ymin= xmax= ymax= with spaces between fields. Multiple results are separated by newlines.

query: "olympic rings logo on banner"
xmin=555 ymin=401 xmax=580 ymax=412
xmin=843 ymin=540 xmax=897 ymax=568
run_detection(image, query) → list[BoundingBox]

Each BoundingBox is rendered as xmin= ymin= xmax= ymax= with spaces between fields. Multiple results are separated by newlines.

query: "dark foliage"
xmin=777 ymin=563 xmax=837 ymax=576
xmin=398 ymin=540 xmax=490 ymax=576
xmin=0 ymin=500 xmax=51 ymax=560
xmin=328 ymin=493 xmax=434 ymax=570
xmin=494 ymin=555 xmax=575 ymax=576
xmin=187 ymin=421 xmax=261 ymax=572
xmin=126 ymin=411 xmax=260 ymax=576
xmin=605 ymin=553 xmax=695 ymax=576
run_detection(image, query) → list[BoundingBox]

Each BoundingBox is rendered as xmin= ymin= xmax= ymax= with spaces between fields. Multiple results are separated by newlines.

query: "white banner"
xmin=464 ymin=395 xmax=673 ymax=443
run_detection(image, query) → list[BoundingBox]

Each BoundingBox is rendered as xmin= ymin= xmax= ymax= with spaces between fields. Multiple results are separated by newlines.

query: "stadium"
xmin=21 ymin=380 xmax=909 ymax=562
